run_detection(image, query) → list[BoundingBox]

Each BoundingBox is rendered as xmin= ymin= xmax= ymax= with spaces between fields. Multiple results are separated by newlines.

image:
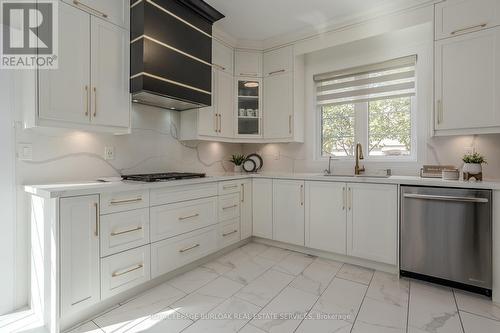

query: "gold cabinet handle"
xmin=179 ymin=243 xmax=200 ymax=253
xmin=214 ymin=113 xmax=218 ymax=133
xmin=111 ymin=226 xmax=143 ymax=236
xmin=178 ymin=213 xmax=199 ymax=221
xmin=268 ymin=69 xmax=285 ymax=76
xmin=241 ymin=183 xmax=244 ymax=203
xmin=223 ymin=184 xmax=238 ymax=190
xmin=451 ymin=23 xmax=487 ymax=35
xmin=342 ymin=187 xmax=346 ymax=210
xmin=239 ymin=73 xmax=259 ymax=77
xmin=213 ymin=63 xmax=226 ymax=71
xmin=348 ymin=187 xmax=352 ymax=210
xmin=437 ymin=100 xmax=443 ymax=125
xmin=288 ymin=115 xmax=292 ymax=134
xmin=218 ymin=114 xmax=222 ymax=133
xmin=84 ymin=85 xmax=89 ymax=116
xmin=223 ymin=230 xmax=238 ymax=237
xmin=73 ymin=0 xmax=108 ymax=18
xmin=93 ymin=87 xmax=97 ymax=118
xmin=222 ymin=204 xmax=238 ymax=210
xmin=112 ymin=264 xmax=143 ymax=277
xmin=300 ymin=184 xmax=304 ymax=206
xmin=94 ymin=202 xmax=99 ymax=236
xmin=110 ymin=197 xmax=143 ymax=205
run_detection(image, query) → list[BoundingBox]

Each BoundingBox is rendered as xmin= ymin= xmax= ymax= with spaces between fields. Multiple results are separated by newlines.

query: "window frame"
xmin=316 ymin=96 xmax=417 ymax=162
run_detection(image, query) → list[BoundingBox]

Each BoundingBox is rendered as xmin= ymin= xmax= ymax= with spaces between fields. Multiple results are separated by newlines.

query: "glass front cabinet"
xmin=235 ymin=77 xmax=262 ymax=137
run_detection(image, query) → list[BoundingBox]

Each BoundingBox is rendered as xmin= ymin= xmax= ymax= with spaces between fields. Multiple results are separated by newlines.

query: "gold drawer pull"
xmin=222 ymin=230 xmax=238 ymax=237
xmin=73 ymin=0 xmax=108 ymax=18
xmin=179 ymin=243 xmax=200 ymax=253
xmin=178 ymin=213 xmax=199 ymax=221
xmin=110 ymin=197 xmax=143 ymax=205
xmin=111 ymin=226 xmax=143 ymax=236
xmin=451 ymin=23 xmax=487 ymax=35
xmin=222 ymin=204 xmax=238 ymax=210
xmin=213 ymin=63 xmax=226 ymax=71
xmin=268 ymin=69 xmax=285 ymax=76
xmin=223 ymin=184 xmax=238 ymax=190
xmin=112 ymin=264 xmax=143 ymax=277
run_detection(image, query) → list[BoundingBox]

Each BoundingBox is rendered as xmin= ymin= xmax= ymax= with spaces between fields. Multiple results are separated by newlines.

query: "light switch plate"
xmin=104 ymin=146 xmax=115 ymax=160
xmin=18 ymin=143 xmax=33 ymax=161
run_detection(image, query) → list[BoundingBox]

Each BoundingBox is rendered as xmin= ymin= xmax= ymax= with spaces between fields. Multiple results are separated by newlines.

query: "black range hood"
xmin=130 ymin=0 xmax=224 ymax=111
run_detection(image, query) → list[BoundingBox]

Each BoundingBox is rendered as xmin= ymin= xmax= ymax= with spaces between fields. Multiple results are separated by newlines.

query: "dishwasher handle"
xmin=403 ymin=193 xmax=489 ymax=203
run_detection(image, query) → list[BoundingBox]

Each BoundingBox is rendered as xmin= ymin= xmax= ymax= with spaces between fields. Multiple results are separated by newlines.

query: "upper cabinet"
xmin=435 ymin=0 xmax=500 ymax=40
xmin=63 ymin=0 xmax=129 ymax=29
xmin=235 ymin=77 xmax=262 ymax=137
xmin=213 ymin=39 xmax=234 ymax=75
xmin=29 ymin=1 xmax=130 ymax=133
xmin=263 ymin=46 xmax=294 ymax=76
xmin=235 ymin=50 xmax=263 ymax=77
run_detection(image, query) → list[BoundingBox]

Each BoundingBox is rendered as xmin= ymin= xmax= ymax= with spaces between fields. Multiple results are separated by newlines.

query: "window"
xmin=316 ymin=56 xmax=416 ymax=159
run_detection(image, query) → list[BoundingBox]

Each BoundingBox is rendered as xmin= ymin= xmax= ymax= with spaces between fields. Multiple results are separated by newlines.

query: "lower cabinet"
xmin=252 ymin=178 xmax=273 ymax=239
xmin=150 ymin=226 xmax=218 ymax=278
xmin=273 ymin=179 xmax=305 ymax=246
xmin=240 ymin=179 xmax=252 ymax=239
xmin=305 ymin=182 xmax=347 ymax=254
xmin=217 ymin=218 xmax=241 ymax=248
xmin=347 ymin=183 xmax=398 ymax=265
xmin=60 ymin=195 xmax=100 ymax=316
xmin=100 ymin=245 xmax=151 ymax=299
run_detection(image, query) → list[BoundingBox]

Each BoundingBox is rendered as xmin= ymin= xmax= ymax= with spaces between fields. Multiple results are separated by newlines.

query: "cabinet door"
xmin=263 ymin=72 xmax=293 ymax=139
xmin=236 ymin=77 xmax=262 ymax=137
xmin=212 ymin=39 xmax=234 ymax=75
xmin=347 ymin=183 xmax=397 ymax=265
xmin=91 ymin=17 xmax=130 ymax=128
xmin=64 ymin=0 xmax=128 ymax=28
xmin=305 ymin=182 xmax=346 ymax=254
xmin=240 ymin=180 xmax=253 ymax=239
xmin=39 ymin=2 xmax=91 ymax=125
xmin=217 ymin=70 xmax=234 ymax=138
xmin=435 ymin=27 xmax=500 ymax=131
xmin=198 ymin=69 xmax=218 ymax=137
xmin=435 ymin=0 xmax=500 ymax=40
xmin=60 ymin=195 xmax=100 ymax=316
xmin=273 ymin=180 xmax=305 ymax=246
xmin=252 ymin=179 xmax=273 ymax=239
xmin=235 ymin=50 xmax=263 ymax=77
xmin=263 ymin=46 xmax=293 ymax=76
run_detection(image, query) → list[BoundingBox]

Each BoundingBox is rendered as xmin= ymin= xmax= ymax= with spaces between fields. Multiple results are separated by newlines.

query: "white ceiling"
xmin=206 ymin=0 xmax=404 ymax=42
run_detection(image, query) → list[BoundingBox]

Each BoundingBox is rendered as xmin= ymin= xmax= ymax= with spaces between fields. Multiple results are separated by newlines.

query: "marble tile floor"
xmin=67 ymin=242 xmax=500 ymax=333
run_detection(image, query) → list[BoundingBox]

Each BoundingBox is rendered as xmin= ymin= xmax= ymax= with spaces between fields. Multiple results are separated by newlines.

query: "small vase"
xmin=463 ymin=163 xmax=482 ymax=175
xmin=233 ymin=165 xmax=242 ymax=173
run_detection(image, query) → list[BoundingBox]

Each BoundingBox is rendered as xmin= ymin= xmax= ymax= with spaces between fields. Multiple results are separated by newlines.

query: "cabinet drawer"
xmin=435 ymin=0 xmax=500 ymax=40
xmin=100 ymin=208 xmax=150 ymax=257
xmin=218 ymin=219 xmax=241 ymax=248
xmin=150 ymin=183 xmax=217 ymax=206
xmin=100 ymin=190 xmax=149 ymax=214
xmin=151 ymin=226 xmax=218 ymax=278
xmin=101 ymin=245 xmax=151 ymax=300
xmin=218 ymin=180 xmax=242 ymax=195
xmin=151 ymin=197 xmax=217 ymax=242
xmin=218 ymin=193 xmax=240 ymax=222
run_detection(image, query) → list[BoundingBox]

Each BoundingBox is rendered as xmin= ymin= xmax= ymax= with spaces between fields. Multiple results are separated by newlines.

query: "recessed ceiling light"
xmin=244 ymin=82 xmax=259 ymax=88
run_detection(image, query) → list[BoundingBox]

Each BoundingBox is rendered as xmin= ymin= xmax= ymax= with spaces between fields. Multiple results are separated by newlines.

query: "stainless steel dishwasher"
xmin=400 ymin=186 xmax=492 ymax=296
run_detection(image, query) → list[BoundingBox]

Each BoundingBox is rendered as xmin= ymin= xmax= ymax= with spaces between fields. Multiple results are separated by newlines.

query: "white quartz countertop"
xmin=25 ymin=172 xmax=500 ymax=198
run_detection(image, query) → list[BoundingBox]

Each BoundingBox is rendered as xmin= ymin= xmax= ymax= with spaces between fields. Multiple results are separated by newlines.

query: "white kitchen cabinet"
xmin=435 ymin=0 xmax=500 ymax=40
xmin=347 ymin=183 xmax=397 ymax=265
xmin=240 ymin=180 xmax=253 ymax=239
xmin=273 ymin=180 xmax=305 ymax=246
xmin=263 ymin=46 xmax=293 ymax=76
xmin=38 ymin=2 xmax=91 ymax=125
xmin=235 ymin=77 xmax=262 ymax=137
xmin=60 ymin=195 xmax=100 ymax=316
xmin=37 ymin=1 xmax=130 ymax=133
xmin=305 ymin=182 xmax=347 ymax=254
xmin=263 ymin=72 xmax=293 ymax=139
xmin=435 ymin=26 xmax=500 ymax=134
xmin=252 ymin=179 xmax=273 ymax=239
xmin=63 ymin=0 xmax=128 ymax=29
xmin=218 ymin=193 xmax=240 ymax=222
xmin=235 ymin=50 xmax=263 ymax=77
xmin=90 ymin=16 xmax=130 ymax=128
xmin=217 ymin=70 xmax=235 ymax=137
xmin=212 ymin=39 xmax=234 ymax=75
xmin=218 ymin=219 xmax=241 ymax=248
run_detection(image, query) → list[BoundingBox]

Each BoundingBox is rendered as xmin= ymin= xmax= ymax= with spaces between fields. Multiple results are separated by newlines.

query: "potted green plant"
xmin=462 ymin=152 xmax=486 ymax=178
xmin=229 ymin=154 xmax=246 ymax=173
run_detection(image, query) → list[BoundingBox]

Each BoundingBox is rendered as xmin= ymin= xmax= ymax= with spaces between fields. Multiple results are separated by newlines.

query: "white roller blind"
xmin=314 ymin=55 xmax=416 ymax=106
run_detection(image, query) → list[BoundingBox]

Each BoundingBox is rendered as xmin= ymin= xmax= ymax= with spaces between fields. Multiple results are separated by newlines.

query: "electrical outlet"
xmin=17 ymin=143 xmax=33 ymax=161
xmin=104 ymin=146 xmax=115 ymax=160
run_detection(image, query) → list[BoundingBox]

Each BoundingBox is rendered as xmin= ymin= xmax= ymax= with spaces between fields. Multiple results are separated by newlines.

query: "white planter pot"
xmin=233 ymin=165 xmax=242 ymax=173
xmin=463 ymin=163 xmax=482 ymax=175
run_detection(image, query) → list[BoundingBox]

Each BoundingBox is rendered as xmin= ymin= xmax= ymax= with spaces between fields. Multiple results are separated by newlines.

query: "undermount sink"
xmin=323 ymin=173 xmax=391 ymax=179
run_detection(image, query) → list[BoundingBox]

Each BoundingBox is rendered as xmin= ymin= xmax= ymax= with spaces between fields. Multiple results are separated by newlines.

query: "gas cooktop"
xmin=121 ymin=172 xmax=206 ymax=182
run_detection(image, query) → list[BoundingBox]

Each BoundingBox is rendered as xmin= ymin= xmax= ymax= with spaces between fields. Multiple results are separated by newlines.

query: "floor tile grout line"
xmin=458 ymin=309 xmax=500 ymax=323
xmin=349 ymin=268 xmax=375 ymax=333
xmin=452 ymin=289 xmax=466 ymax=333
xmin=406 ymin=280 xmax=411 ymax=333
